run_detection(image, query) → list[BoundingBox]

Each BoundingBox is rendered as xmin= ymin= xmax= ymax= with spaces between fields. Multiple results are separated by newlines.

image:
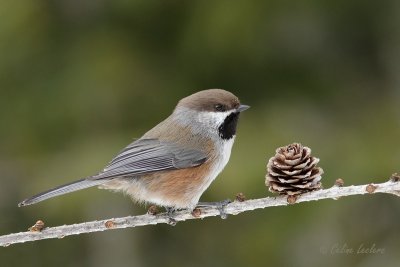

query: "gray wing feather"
xmin=18 ymin=139 xmax=206 ymax=207
xmin=91 ymin=139 xmax=207 ymax=180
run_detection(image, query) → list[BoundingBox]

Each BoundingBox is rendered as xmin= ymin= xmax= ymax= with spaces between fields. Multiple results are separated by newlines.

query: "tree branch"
xmin=1 ymin=179 xmax=399 ymax=247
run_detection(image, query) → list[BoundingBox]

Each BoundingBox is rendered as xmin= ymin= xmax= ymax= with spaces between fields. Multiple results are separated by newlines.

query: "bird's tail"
xmin=18 ymin=178 xmax=106 ymax=207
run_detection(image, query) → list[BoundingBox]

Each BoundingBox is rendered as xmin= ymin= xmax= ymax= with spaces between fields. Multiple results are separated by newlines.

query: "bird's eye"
xmin=214 ymin=104 xmax=226 ymax=112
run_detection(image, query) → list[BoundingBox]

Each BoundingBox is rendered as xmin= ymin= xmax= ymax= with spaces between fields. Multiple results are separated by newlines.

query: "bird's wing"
xmin=18 ymin=139 xmax=207 ymax=207
xmin=91 ymin=138 xmax=208 ymax=180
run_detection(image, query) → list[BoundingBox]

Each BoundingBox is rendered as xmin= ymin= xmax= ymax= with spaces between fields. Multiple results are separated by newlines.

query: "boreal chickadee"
xmin=19 ymin=89 xmax=249 ymax=211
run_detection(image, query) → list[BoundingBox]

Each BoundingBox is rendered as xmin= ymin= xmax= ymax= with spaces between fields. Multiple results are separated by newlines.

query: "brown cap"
xmin=177 ymin=89 xmax=240 ymax=112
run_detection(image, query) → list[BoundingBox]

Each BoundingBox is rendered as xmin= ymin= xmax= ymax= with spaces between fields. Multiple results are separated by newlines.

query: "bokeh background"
xmin=1 ymin=0 xmax=400 ymax=266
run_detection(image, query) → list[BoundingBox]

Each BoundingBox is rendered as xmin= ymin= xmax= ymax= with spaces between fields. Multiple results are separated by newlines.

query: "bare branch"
xmin=1 ymin=179 xmax=399 ymax=247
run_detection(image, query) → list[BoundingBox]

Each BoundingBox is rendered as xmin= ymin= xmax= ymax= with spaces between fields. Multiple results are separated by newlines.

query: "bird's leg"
xmin=165 ymin=207 xmax=178 ymax=217
xmin=196 ymin=199 xmax=232 ymax=219
xmin=165 ymin=207 xmax=177 ymax=226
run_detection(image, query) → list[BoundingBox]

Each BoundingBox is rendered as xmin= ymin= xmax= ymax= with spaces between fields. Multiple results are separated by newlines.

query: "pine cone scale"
xmin=266 ymin=143 xmax=323 ymax=195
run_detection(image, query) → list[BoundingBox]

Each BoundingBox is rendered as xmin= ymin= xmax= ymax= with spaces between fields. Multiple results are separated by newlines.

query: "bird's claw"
xmin=197 ymin=199 xmax=231 ymax=219
xmin=165 ymin=207 xmax=177 ymax=226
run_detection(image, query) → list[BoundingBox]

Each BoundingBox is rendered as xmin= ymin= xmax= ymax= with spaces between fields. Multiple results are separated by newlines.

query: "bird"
xmin=18 ymin=89 xmax=249 ymax=213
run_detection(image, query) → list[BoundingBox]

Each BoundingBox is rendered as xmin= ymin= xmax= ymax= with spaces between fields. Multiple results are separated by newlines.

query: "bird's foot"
xmin=197 ymin=199 xmax=232 ymax=219
xmin=165 ymin=207 xmax=177 ymax=226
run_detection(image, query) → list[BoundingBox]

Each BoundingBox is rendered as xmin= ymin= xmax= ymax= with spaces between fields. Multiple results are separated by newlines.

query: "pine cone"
xmin=266 ymin=143 xmax=323 ymax=195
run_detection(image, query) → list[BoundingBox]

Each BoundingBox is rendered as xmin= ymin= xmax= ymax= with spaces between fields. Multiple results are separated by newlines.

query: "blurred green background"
xmin=1 ymin=0 xmax=400 ymax=266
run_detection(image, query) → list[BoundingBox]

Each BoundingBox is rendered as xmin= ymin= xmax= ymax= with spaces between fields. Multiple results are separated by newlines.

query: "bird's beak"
xmin=237 ymin=104 xmax=250 ymax=113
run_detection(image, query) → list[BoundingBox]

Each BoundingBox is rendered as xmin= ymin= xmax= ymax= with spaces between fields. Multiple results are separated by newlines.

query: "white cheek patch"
xmin=197 ymin=110 xmax=234 ymax=129
xmin=172 ymin=107 xmax=236 ymax=138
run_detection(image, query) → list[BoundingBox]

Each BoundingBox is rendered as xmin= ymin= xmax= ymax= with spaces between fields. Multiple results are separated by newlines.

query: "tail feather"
xmin=18 ymin=178 xmax=106 ymax=207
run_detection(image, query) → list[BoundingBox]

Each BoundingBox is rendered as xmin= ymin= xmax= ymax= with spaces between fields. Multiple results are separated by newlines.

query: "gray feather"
xmin=92 ymin=138 xmax=207 ymax=180
xmin=18 ymin=178 xmax=105 ymax=207
xmin=18 ymin=138 xmax=207 ymax=207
